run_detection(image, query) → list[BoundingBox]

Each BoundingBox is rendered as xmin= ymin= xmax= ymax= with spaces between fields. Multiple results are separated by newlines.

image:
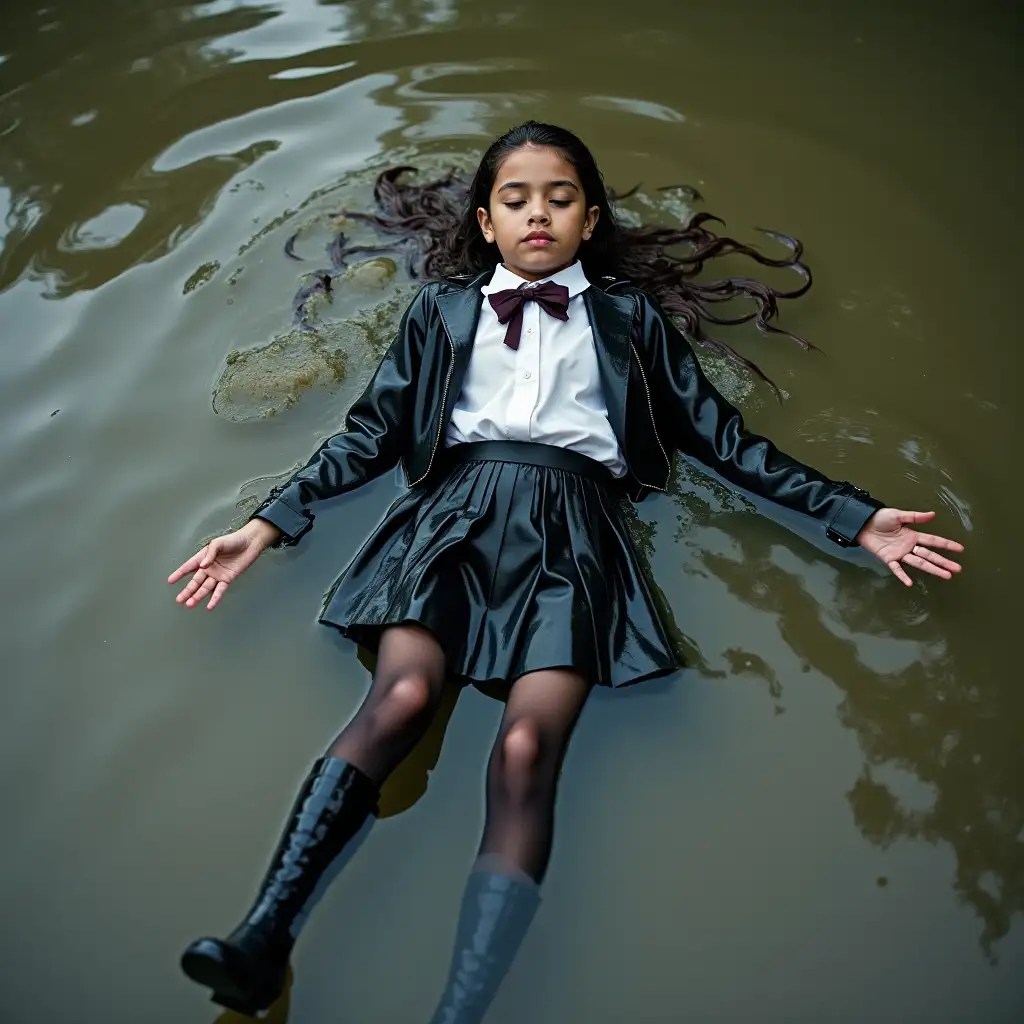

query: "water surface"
xmin=1 ymin=1 xmax=1022 ymax=1021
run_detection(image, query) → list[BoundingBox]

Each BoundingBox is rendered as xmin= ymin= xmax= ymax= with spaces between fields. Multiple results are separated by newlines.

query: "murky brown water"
xmin=2 ymin=1 xmax=1022 ymax=1021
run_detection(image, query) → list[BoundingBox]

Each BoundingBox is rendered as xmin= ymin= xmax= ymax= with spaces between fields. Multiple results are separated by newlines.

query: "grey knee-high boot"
xmin=429 ymin=859 xmax=542 ymax=1024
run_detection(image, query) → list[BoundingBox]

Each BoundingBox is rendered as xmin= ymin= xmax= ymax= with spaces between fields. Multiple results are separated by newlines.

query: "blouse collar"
xmin=481 ymin=259 xmax=590 ymax=298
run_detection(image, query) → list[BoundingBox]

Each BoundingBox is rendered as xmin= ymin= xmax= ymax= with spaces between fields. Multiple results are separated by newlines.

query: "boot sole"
xmin=180 ymin=948 xmax=280 ymax=1017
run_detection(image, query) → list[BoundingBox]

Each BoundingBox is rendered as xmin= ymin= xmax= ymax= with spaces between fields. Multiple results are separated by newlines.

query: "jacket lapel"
xmin=434 ymin=273 xmax=488 ymax=416
xmin=434 ymin=273 xmax=487 ymax=358
xmin=584 ymin=285 xmax=636 ymax=452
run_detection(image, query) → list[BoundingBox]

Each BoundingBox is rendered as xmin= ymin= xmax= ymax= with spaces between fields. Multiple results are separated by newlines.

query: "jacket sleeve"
xmin=638 ymin=292 xmax=882 ymax=547
xmin=249 ymin=283 xmax=433 ymax=546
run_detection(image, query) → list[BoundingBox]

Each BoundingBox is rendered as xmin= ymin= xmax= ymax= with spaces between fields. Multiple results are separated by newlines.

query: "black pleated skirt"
xmin=320 ymin=441 xmax=681 ymax=688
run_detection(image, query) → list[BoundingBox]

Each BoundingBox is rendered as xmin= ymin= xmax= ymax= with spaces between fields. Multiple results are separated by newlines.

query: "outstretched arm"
xmin=250 ymin=283 xmax=434 ymax=545
xmin=639 ymin=293 xmax=964 ymax=585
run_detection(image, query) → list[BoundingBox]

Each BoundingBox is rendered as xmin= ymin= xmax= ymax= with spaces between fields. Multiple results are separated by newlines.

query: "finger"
xmin=912 ymin=546 xmax=963 ymax=573
xmin=898 ymin=509 xmax=936 ymax=525
xmin=168 ymin=550 xmax=204 ymax=584
xmin=888 ymin=560 xmax=913 ymax=587
xmin=175 ymin=570 xmax=207 ymax=605
xmin=179 ymin=571 xmax=210 ymax=606
xmin=903 ymin=553 xmax=952 ymax=580
xmin=206 ymin=580 xmax=229 ymax=611
xmin=913 ymin=532 xmax=965 ymax=553
xmin=199 ymin=538 xmax=222 ymax=569
xmin=186 ymin=577 xmax=217 ymax=608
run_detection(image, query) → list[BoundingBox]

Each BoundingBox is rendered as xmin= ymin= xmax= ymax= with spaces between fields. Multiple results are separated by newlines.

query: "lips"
xmin=523 ymin=231 xmax=553 ymax=244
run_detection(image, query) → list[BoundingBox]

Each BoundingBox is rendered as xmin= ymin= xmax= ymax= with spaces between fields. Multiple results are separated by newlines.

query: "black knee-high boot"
xmin=429 ymin=860 xmax=542 ymax=1024
xmin=181 ymin=757 xmax=378 ymax=1016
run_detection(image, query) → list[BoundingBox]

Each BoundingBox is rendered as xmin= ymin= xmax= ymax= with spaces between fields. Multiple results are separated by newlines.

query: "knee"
xmin=378 ymin=673 xmax=435 ymax=730
xmin=494 ymin=719 xmax=545 ymax=802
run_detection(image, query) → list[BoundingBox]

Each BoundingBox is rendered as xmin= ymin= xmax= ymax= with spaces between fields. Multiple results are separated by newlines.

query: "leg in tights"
xmin=479 ymin=668 xmax=593 ymax=882
xmin=327 ymin=622 xmax=447 ymax=784
xmin=181 ymin=623 xmax=447 ymax=1014
xmin=427 ymin=670 xmax=592 ymax=1023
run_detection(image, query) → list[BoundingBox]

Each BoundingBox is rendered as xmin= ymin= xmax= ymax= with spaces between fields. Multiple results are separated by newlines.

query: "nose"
xmin=527 ymin=198 xmax=550 ymax=225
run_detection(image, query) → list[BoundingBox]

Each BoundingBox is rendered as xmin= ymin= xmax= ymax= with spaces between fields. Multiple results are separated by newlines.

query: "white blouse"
xmin=445 ymin=261 xmax=627 ymax=477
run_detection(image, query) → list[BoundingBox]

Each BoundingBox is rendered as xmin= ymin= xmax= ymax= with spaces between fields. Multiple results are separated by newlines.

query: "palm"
xmin=168 ymin=530 xmax=262 ymax=610
xmin=855 ymin=508 xmax=964 ymax=587
xmin=202 ymin=545 xmax=250 ymax=582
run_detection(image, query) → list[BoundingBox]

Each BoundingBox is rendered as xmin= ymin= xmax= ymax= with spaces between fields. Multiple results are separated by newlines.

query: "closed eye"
xmin=502 ymin=199 xmax=574 ymax=210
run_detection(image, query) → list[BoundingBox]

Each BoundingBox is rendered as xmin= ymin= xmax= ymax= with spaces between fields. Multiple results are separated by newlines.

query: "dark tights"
xmin=327 ymin=623 xmax=446 ymax=783
xmin=477 ymin=668 xmax=590 ymax=882
xmin=327 ymin=625 xmax=591 ymax=883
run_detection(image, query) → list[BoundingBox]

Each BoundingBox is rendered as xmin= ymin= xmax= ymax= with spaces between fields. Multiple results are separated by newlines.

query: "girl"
xmin=168 ymin=122 xmax=964 ymax=1021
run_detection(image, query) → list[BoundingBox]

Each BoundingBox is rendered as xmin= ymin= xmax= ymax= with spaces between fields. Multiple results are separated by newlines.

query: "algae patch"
xmin=183 ymin=260 xmax=221 ymax=294
xmin=345 ymin=257 xmax=397 ymax=293
xmin=212 ymin=280 xmax=420 ymax=421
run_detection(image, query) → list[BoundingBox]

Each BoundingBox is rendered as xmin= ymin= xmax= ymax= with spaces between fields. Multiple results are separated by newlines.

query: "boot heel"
xmin=181 ymin=942 xmax=282 ymax=1017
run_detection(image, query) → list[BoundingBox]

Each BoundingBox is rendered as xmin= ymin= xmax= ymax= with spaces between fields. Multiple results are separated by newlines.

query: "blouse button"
xmin=523 ymin=371 xmax=532 ymax=379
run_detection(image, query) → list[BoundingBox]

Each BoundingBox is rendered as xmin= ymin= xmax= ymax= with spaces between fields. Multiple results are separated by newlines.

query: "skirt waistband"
xmin=443 ymin=441 xmax=616 ymax=485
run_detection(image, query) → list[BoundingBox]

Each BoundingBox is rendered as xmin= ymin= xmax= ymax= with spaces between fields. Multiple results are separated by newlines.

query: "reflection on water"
xmin=1 ymin=0 xmax=1022 ymax=1020
xmin=212 ymin=966 xmax=292 ymax=1024
xmin=0 ymin=2 xmax=279 ymax=294
xmin=687 ymin=512 xmax=1022 ymax=962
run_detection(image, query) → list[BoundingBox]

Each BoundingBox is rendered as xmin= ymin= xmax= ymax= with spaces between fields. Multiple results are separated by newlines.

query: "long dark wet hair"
xmin=321 ymin=121 xmax=813 ymax=394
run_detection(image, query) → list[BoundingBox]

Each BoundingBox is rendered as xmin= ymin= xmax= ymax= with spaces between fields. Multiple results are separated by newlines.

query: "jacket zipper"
xmin=628 ymin=341 xmax=670 ymax=495
xmin=408 ymin=320 xmax=456 ymax=487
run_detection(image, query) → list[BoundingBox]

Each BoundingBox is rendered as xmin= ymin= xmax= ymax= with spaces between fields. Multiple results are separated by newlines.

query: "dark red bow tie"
xmin=487 ymin=280 xmax=571 ymax=350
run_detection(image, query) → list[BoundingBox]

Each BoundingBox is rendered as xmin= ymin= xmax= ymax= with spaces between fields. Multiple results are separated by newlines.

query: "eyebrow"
xmin=496 ymin=179 xmax=580 ymax=193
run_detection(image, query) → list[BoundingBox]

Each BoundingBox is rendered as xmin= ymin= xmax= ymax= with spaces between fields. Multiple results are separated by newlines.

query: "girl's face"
xmin=477 ymin=144 xmax=600 ymax=282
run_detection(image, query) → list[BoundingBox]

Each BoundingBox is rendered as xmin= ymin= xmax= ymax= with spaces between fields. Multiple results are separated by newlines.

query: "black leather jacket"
xmin=253 ymin=271 xmax=882 ymax=547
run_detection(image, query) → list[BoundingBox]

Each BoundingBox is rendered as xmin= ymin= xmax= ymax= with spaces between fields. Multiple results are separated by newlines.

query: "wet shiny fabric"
xmin=320 ymin=454 xmax=680 ymax=687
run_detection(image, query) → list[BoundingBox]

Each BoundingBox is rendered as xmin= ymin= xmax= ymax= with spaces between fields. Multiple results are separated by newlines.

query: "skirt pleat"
xmin=320 ymin=455 xmax=681 ymax=688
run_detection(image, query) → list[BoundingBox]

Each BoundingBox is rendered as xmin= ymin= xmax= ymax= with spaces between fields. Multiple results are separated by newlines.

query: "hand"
xmin=855 ymin=509 xmax=964 ymax=587
xmin=168 ymin=518 xmax=281 ymax=610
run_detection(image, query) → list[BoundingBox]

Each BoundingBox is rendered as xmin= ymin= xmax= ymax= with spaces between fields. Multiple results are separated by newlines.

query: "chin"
xmin=506 ymin=250 xmax=572 ymax=278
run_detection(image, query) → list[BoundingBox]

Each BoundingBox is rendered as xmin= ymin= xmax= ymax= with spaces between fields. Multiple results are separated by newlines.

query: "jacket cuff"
xmin=825 ymin=489 xmax=884 ymax=548
xmin=250 ymin=494 xmax=313 ymax=547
